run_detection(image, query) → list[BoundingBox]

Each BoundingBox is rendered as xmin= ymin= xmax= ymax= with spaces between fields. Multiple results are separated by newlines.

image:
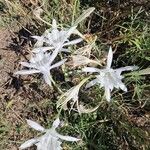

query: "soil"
xmin=0 ymin=27 xmax=54 ymax=149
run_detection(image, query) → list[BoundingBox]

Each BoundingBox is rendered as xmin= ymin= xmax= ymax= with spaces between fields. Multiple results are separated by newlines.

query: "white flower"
xmin=82 ymin=46 xmax=138 ymax=101
xmin=32 ymin=19 xmax=82 ymax=53
xmin=15 ymin=51 xmax=66 ymax=86
xmin=20 ymin=118 xmax=80 ymax=150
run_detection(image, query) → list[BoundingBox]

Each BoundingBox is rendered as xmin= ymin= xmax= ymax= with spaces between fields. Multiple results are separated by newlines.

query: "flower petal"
xmin=52 ymin=19 xmax=57 ymax=29
xmin=48 ymin=47 xmax=60 ymax=65
xmin=43 ymin=73 xmax=52 ymax=86
xmin=85 ymin=78 xmax=98 ymax=89
xmin=52 ymin=19 xmax=59 ymax=41
xmin=31 ymin=36 xmax=43 ymax=40
xmin=20 ymin=138 xmax=37 ymax=149
xmin=31 ymin=36 xmax=45 ymax=47
xmin=14 ymin=69 xmax=40 ymax=75
xmin=119 ymin=82 xmax=127 ymax=92
xmin=115 ymin=66 xmax=139 ymax=75
xmin=63 ymin=38 xmax=83 ymax=46
xmin=82 ymin=67 xmax=101 ymax=73
xmin=107 ymin=46 xmax=113 ymax=68
xmin=32 ymin=46 xmax=54 ymax=53
xmin=50 ymin=59 xmax=66 ymax=70
xmin=60 ymin=48 xmax=70 ymax=52
xmin=52 ymin=118 xmax=60 ymax=129
xmin=26 ymin=119 xmax=45 ymax=131
xmin=105 ymin=87 xmax=111 ymax=102
xmin=55 ymin=132 xmax=80 ymax=142
xmin=20 ymin=62 xmax=35 ymax=68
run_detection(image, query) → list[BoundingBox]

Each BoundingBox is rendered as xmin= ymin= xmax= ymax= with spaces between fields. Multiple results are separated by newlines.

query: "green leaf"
xmin=135 ymin=68 xmax=150 ymax=75
xmin=73 ymin=7 xmax=95 ymax=26
xmin=126 ymin=68 xmax=150 ymax=76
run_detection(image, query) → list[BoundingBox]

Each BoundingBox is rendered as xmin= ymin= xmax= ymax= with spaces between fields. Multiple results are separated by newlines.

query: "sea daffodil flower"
xmin=32 ymin=19 xmax=82 ymax=53
xmin=82 ymin=46 xmax=138 ymax=101
xmin=15 ymin=51 xmax=66 ymax=86
xmin=20 ymin=118 xmax=80 ymax=150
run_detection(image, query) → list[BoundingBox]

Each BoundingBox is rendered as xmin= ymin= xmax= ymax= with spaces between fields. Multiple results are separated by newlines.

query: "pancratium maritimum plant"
xmin=32 ymin=19 xmax=82 ymax=53
xmin=20 ymin=118 xmax=80 ymax=150
xmin=57 ymin=77 xmax=99 ymax=113
xmin=15 ymin=51 xmax=66 ymax=86
xmin=57 ymin=78 xmax=89 ymax=111
xmin=82 ymin=46 xmax=139 ymax=101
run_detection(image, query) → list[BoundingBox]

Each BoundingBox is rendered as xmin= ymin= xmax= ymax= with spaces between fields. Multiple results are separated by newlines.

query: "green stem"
xmin=71 ymin=0 xmax=78 ymax=26
xmin=49 ymin=75 xmax=63 ymax=94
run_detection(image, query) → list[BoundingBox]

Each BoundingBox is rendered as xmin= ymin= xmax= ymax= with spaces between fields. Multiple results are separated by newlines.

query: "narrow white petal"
xmin=85 ymin=79 xmax=99 ymax=89
xmin=51 ymin=19 xmax=59 ymax=39
xmin=43 ymin=73 xmax=52 ymax=86
xmin=14 ymin=69 xmax=40 ymax=75
xmin=50 ymin=59 xmax=66 ymax=70
xmin=63 ymin=38 xmax=83 ymax=46
xmin=107 ymin=46 xmax=113 ymax=68
xmin=105 ymin=87 xmax=111 ymax=102
xmin=32 ymin=35 xmax=46 ymax=47
xmin=31 ymin=36 xmax=43 ymax=40
xmin=26 ymin=119 xmax=45 ymax=131
xmin=20 ymin=139 xmax=37 ymax=149
xmin=60 ymin=48 xmax=70 ymax=52
xmin=115 ymin=66 xmax=139 ymax=75
xmin=32 ymin=47 xmax=54 ymax=53
xmin=48 ymin=48 xmax=60 ymax=65
xmin=52 ymin=19 xmax=57 ymax=29
xmin=52 ymin=118 xmax=60 ymax=129
xmin=119 ymin=82 xmax=127 ymax=92
xmin=55 ymin=132 xmax=80 ymax=142
xmin=82 ymin=67 xmax=101 ymax=73
xmin=20 ymin=62 xmax=35 ymax=68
